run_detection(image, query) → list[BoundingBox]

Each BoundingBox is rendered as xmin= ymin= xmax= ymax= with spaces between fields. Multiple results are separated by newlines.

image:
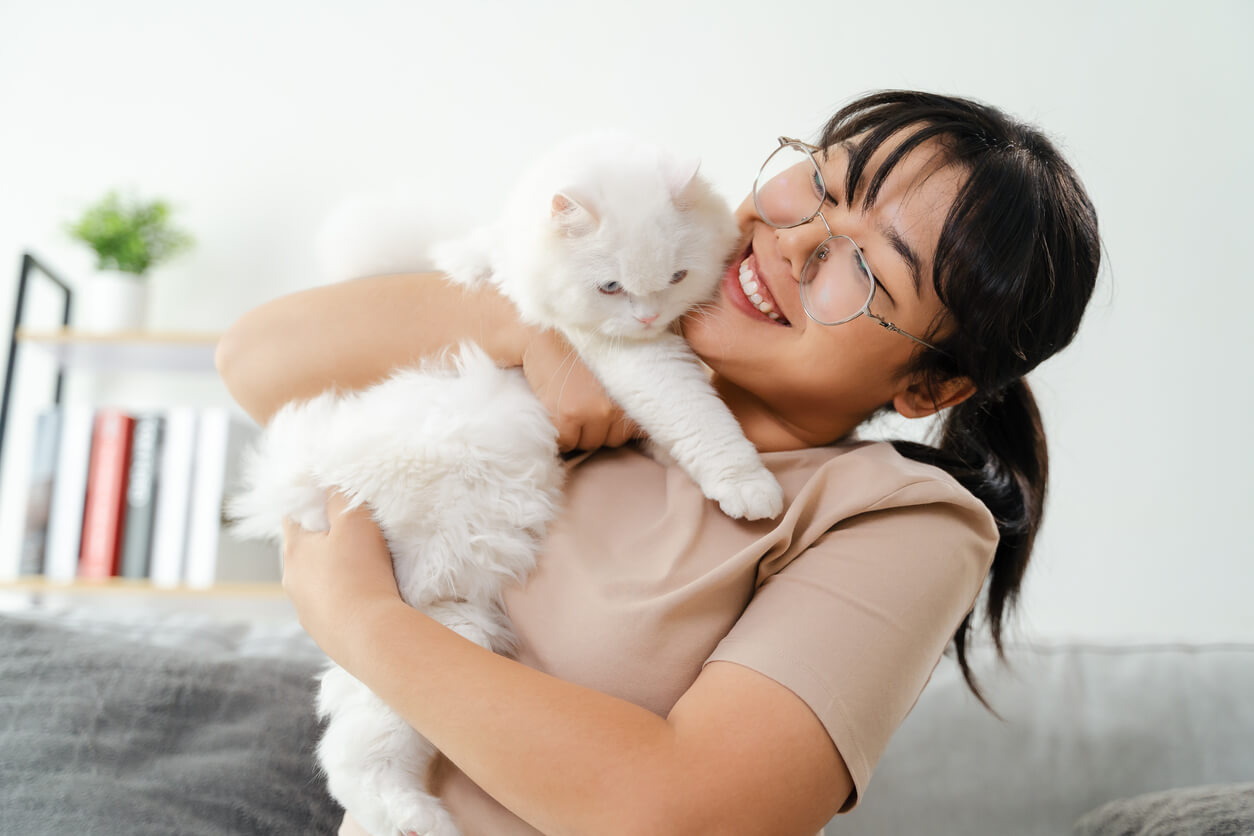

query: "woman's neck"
xmin=712 ymin=376 xmax=861 ymax=453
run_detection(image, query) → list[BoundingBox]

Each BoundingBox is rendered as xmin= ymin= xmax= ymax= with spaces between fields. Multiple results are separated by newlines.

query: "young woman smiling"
xmin=217 ymin=91 xmax=1100 ymax=835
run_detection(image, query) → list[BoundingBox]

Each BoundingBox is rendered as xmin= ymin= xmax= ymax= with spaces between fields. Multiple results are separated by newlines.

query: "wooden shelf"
xmin=0 ymin=577 xmax=284 ymax=598
xmin=16 ymin=328 xmax=222 ymax=373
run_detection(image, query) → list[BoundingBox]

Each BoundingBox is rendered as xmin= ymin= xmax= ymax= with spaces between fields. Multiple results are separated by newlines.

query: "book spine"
xmin=118 ymin=414 xmax=164 ymax=579
xmin=44 ymin=405 xmax=96 ymax=583
xmin=187 ymin=409 xmax=264 ymax=586
xmin=77 ymin=410 xmax=136 ymax=579
xmin=184 ymin=408 xmax=233 ymax=589
xmin=18 ymin=408 xmax=63 ymax=576
xmin=149 ymin=407 xmax=198 ymax=588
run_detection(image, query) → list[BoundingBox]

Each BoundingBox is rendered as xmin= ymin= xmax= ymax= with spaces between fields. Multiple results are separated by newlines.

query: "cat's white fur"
xmin=229 ymin=346 xmax=562 ymax=836
xmin=433 ymin=132 xmax=784 ymax=520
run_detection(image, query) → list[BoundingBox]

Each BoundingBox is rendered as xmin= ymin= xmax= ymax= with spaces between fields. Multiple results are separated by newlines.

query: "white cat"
xmin=433 ymin=132 xmax=784 ymax=521
xmin=230 ymin=134 xmax=783 ymax=836
xmin=229 ymin=345 xmax=562 ymax=836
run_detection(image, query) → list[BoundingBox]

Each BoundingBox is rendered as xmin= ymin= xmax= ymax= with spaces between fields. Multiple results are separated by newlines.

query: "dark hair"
xmin=819 ymin=91 xmax=1100 ymax=709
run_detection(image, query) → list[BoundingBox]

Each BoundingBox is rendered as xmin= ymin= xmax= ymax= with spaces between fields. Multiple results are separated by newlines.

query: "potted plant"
xmin=66 ymin=191 xmax=194 ymax=332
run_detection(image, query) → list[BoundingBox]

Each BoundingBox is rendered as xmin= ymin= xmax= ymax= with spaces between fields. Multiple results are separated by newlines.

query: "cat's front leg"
xmin=576 ymin=334 xmax=784 ymax=520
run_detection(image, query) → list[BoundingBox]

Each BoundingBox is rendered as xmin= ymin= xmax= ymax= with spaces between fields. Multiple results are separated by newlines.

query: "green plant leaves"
xmin=66 ymin=191 xmax=194 ymax=277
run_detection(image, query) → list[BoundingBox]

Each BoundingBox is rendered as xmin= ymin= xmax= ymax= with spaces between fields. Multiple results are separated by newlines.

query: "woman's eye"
xmin=670 ymin=270 xmax=688 ymax=284
xmin=598 ymin=281 xmax=624 ymax=295
xmin=811 ymin=169 xmax=825 ymax=199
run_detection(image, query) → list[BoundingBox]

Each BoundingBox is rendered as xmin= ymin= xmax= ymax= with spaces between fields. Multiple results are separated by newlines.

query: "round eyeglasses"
xmin=752 ymin=137 xmax=944 ymax=353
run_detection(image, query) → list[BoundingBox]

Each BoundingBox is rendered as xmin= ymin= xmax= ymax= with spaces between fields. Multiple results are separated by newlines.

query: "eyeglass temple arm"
xmin=866 ymin=310 xmax=945 ymax=354
xmin=779 ymin=136 xmax=823 ymax=152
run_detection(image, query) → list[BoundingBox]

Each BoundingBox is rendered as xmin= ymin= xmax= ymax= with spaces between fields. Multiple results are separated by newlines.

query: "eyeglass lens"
xmin=754 ymin=143 xmax=824 ymax=228
xmin=755 ymin=143 xmax=875 ymax=325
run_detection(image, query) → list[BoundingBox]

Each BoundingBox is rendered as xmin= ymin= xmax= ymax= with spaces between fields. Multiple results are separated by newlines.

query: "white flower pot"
xmin=77 ymin=270 xmax=149 ymax=333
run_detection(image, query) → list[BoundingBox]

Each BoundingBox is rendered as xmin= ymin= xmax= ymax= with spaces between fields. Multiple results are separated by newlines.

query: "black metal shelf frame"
xmin=0 ymin=252 xmax=73 ymax=484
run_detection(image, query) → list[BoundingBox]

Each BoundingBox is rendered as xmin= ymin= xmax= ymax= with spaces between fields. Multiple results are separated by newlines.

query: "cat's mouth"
xmin=726 ymin=248 xmax=791 ymax=326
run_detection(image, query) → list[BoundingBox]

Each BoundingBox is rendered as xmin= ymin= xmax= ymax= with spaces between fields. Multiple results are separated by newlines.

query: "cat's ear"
xmin=550 ymin=192 xmax=598 ymax=237
xmin=665 ymin=156 xmax=703 ymax=206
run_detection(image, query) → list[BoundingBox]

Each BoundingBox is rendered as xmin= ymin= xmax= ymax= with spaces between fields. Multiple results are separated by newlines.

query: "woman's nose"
xmin=774 ymin=215 xmax=829 ymax=282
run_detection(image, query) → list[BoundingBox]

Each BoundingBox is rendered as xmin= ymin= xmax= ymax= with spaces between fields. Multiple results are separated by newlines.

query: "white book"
xmin=184 ymin=408 xmax=261 ymax=589
xmin=43 ymin=405 xmax=95 ymax=583
xmin=149 ymin=407 xmax=198 ymax=588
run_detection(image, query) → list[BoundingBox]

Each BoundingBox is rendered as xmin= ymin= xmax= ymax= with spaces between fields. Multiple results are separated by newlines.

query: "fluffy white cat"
xmin=230 ymin=133 xmax=782 ymax=836
xmin=433 ymin=132 xmax=783 ymax=521
xmin=229 ymin=345 xmax=563 ymax=836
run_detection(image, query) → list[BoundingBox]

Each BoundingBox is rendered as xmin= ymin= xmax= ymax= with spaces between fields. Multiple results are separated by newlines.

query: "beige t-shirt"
xmin=434 ymin=439 xmax=999 ymax=833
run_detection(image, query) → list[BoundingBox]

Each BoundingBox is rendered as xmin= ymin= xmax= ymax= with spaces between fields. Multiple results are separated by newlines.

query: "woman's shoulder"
xmin=764 ymin=439 xmax=992 ymax=515
xmin=567 ymin=439 xmax=996 ymax=541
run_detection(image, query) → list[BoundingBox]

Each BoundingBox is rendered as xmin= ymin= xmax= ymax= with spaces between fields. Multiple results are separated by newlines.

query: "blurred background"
xmin=0 ymin=0 xmax=1250 ymax=642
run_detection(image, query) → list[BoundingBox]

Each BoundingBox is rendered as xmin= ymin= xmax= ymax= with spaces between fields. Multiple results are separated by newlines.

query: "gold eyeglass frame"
xmin=753 ymin=136 xmax=945 ymax=354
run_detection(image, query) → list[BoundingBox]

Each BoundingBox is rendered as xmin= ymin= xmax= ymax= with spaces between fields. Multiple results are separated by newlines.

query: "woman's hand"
xmin=520 ymin=328 xmax=640 ymax=452
xmin=281 ymin=493 xmax=402 ymax=663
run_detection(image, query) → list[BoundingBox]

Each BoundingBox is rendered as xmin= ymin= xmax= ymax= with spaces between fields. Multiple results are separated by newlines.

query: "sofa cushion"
xmin=831 ymin=643 xmax=1254 ymax=836
xmin=0 ymin=613 xmax=340 ymax=835
xmin=1072 ymin=782 xmax=1254 ymax=835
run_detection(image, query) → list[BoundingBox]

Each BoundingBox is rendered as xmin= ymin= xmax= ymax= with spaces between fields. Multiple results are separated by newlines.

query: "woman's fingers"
xmin=522 ymin=328 xmax=636 ymax=451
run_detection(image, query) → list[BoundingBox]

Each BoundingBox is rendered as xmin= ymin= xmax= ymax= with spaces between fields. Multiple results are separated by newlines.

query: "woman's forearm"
xmin=215 ymin=272 xmax=528 ymax=424
xmin=344 ymin=601 xmax=685 ymax=836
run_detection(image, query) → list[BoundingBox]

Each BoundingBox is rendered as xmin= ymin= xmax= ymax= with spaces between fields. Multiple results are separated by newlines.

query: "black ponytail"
xmin=822 ymin=91 xmax=1101 ymax=709
xmin=891 ymin=379 xmax=1047 ymax=710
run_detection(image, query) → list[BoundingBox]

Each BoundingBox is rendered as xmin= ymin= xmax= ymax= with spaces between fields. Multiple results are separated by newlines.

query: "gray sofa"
xmin=3 ymin=595 xmax=1252 ymax=835
xmin=835 ymin=642 xmax=1254 ymax=835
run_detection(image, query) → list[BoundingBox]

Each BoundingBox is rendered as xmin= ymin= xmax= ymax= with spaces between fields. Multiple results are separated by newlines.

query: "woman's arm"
xmin=283 ymin=496 xmax=852 ymax=836
xmin=215 ymin=272 xmax=639 ymax=447
xmin=215 ymin=273 xmax=528 ymax=425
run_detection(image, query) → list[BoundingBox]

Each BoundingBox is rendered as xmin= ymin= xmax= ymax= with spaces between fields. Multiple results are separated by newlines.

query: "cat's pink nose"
xmin=636 ymin=313 xmax=660 ymax=325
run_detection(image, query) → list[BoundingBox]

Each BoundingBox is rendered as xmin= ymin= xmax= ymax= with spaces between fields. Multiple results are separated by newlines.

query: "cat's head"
xmin=517 ymin=144 xmax=740 ymax=340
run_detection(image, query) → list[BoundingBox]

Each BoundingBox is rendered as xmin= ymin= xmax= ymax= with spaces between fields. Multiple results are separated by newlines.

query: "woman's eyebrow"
xmin=879 ymin=221 xmax=924 ymax=299
xmin=825 ymin=138 xmax=923 ymax=299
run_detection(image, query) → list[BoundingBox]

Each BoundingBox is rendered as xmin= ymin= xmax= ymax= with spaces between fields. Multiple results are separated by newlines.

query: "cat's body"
xmin=229 ymin=346 xmax=562 ymax=836
xmin=230 ymin=134 xmax=781 ymax=836
xmin=434 ymin=132 xmax=783 ymax=520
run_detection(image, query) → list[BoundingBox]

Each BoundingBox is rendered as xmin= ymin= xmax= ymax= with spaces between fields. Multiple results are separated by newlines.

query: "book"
xmin=44 ymin=405 xmax=96 ymax=583
xmin=184 ymin=408 xmax=260 ymax=588
xmin=118 ymin=413 xmax=164 ymax=579
xmin=18 ymin=408 xmax=63 ymax=576
xmin=149 ymin=407 xmax=199 ymax=588
xmin=78 ymin=410 xmax=136 ymax=579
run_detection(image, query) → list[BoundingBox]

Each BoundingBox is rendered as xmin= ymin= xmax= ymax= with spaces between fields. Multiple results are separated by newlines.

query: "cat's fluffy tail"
xmin=429 ymin=225 xmax=497 ymax=287
xmin=316 ymin=188 xmax=472 ymax=283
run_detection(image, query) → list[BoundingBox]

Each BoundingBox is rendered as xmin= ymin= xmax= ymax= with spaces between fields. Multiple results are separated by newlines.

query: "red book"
xmin=78 ymin=410 xmax=136 ymax=579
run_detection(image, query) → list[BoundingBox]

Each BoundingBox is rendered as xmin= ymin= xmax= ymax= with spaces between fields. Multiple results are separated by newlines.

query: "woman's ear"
xmin=892 ymin=375 xmax=977 ymax=419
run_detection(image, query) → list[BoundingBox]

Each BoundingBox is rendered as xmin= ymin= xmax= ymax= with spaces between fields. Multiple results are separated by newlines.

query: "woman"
xmin=217 ymin=90 xmax=1100 ymax=835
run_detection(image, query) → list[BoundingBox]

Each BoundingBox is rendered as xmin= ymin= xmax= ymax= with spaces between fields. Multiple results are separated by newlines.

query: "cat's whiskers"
xmin=685 ymin=300 xmax=736 ymax=358
xmin=549 ymin=345 xmax=586 ymax=413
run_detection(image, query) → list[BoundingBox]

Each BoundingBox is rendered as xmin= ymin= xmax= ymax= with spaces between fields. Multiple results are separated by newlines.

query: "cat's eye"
xmin=670 ymin=270 xmax=688 ymax=284
xmin=598 ymin=281 xmax=624 ymax=295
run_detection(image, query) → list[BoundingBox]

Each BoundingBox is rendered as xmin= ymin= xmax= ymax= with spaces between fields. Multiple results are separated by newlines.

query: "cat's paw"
xmin=430 ymin=235 xmax=493 ymax=288
xmin=391 ymin=799 xmax=461 ymax=836
xmin=709 ymin=467 xmax=784 ymax=521
xmin=294 ymin=504 xmax=330 ymax=533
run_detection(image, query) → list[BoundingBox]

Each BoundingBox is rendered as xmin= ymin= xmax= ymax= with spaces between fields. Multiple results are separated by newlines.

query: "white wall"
xmin=1 ymin=0 xmax=1250 ymax=642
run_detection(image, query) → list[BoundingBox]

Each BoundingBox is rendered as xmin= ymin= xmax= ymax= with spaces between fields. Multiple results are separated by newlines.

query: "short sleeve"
xmin=703 ymin=477 xmax=998 ymax=811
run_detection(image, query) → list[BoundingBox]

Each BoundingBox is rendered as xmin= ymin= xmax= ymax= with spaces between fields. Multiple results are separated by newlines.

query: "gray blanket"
xmin=0 ymin=613 xmax=341 ymax=834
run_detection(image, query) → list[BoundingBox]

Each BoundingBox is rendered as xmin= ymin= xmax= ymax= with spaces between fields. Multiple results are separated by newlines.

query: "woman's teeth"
xmin=738 ymin=257 xmax=784 ymax=322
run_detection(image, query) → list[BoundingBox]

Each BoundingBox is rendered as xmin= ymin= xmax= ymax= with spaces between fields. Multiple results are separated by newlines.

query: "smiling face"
xmin=682 ymin=135 xmax=967 ymax=450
